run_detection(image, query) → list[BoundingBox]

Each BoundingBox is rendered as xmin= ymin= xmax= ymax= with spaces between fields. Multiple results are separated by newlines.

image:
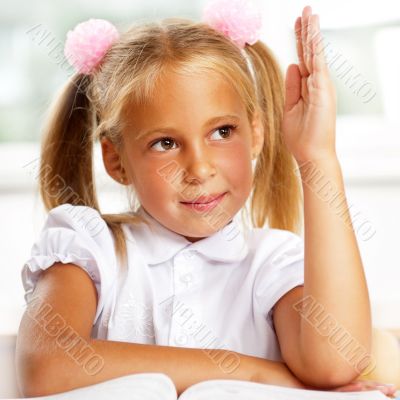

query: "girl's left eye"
xmin=210 ymin=124 xmax=237 ymax=141
xmin=149 ymin=124 xmax=237 ymax=152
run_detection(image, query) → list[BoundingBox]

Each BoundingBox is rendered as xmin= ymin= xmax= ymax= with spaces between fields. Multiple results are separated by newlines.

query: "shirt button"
xmin=175 ymin=332 xmax=188 ymax=345
xmin=180 ymin=272 xmax=193 ymax=286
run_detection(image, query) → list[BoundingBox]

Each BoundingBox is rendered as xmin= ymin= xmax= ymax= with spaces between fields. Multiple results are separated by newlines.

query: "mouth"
xmin=181 ymin=192 xmax=227 ymax=204
xmin=180 ymin=192 xmax=227 ymax=212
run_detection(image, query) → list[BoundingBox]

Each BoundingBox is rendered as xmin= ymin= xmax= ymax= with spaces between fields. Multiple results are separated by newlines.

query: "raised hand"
xmin=282 ymin=5 xmax=337 ymax=165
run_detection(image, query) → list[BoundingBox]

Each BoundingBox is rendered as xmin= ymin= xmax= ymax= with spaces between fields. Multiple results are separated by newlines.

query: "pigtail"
xmin=38 ymin=73 xmax=147 ymax=268
xmin=39 ymin=74 xmax=99 ymax=211
xmin=245 ymin=41 xmax=303 ymax=234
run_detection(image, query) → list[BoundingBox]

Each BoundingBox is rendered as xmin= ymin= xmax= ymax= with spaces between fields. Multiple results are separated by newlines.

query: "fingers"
xmin=284 ymin=63 xmax=301 ymax=112
xmin=294 ymin=6 xmax=312 ymax=77
xmin=301 ymin=6 xmax=312 ymax=74
xmin=294 ymin=16 xmax=308 ymax=77
xmin=295 ymin=6 xmax=328 ymax=77
xmin=363 ymin=381 xmax=397 ymax=397
xmin=333 ymin=380 xmax=397 ymax=396
xmin=310 ymin=14 xmax=327 ymax=75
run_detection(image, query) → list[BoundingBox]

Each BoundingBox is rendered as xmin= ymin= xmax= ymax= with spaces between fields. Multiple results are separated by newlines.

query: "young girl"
xmin=16 ymin=0 xmax=399 ymax=397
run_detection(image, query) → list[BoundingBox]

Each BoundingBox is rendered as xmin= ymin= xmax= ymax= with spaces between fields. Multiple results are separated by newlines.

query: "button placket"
xmin=171 ymin=301 xmax=205 ymax=347
xmin=170 ymin=250 xmax=194 ymax=346
xmin=169 ymin=250 xmax=198 ymax=346
xmin=170 ymin=298 xmax=192 ymax=347
xmin=174 ymin=251 xmax=195 ymax=291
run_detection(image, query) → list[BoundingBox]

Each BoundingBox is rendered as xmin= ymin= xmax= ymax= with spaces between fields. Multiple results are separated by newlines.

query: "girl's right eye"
xmin=150 ymin=137 xmax=177 ymax=152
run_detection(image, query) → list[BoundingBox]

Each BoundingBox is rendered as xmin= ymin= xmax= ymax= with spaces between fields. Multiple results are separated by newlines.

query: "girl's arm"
xmin=16 ymin=263 xmax=305 ymax=397
xmin=273 ymin=5 xmax=372 ymax=387
xmin=300 ymin=156 xmax=371 ymax=381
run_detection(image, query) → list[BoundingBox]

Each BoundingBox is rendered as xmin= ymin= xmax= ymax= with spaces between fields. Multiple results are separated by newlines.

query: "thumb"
xmin=284 ymin=64 xmax=301 ymax=112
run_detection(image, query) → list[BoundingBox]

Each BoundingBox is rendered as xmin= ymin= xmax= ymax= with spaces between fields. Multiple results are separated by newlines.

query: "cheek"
xmin=123 ymin=150 xmax=162 ymax=195
xmin=132 ymin=163 xmax=174 ymax=201
xmin=217 ymin=142 xmax=253 ymax=191
xmin=124 ymin=150 xmax=171 ymax=201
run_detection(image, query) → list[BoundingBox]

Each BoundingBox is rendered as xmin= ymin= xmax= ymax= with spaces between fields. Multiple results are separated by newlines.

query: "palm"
xmin=282 ymin=6 xmax=337 ymax=165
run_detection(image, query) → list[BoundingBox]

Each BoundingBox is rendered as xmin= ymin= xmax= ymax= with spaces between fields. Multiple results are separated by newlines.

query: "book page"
xmin=22 ymin=373 xmax=177 ymax=400
xmin=178 ymin=379 xmax=387 ymax=400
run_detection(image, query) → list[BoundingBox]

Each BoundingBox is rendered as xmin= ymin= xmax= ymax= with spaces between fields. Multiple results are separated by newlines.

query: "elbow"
xmin=296 ymin=359 xmax=361 ymax=389
xmin=16 ymin=347 xmax=67 ymax=397
xmin=16 ymin=357 xmax=45 ymax=398
xmin=16 ymin=355 xmax=56 ymax=397
xmin=307 ymin=368 xmax=359 ymax=389
xmin=291 ymin=340 xmax=372 ymax=389
xmin=19 ymin=381 xmax=52 ymax=399
xmin=16 ymin=338 xmax=99 ymax=397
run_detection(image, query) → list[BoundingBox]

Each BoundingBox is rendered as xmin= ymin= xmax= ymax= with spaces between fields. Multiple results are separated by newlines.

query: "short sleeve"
xmin=253 ymin=229 xmax=305 ymax=326
xmin=21 ymin=203 xmax=118 ymax=325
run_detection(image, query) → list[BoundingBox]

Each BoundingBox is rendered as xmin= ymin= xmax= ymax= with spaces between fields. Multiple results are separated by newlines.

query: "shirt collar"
xmin=130 ymin=206 xmax=249 ymax=265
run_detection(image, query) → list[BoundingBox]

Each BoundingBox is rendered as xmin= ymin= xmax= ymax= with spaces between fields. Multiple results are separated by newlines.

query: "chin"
xmin=183 ymin=234 xmax=207 ymax=243
xmin=181 ymin=214 xmax=230 ymax=238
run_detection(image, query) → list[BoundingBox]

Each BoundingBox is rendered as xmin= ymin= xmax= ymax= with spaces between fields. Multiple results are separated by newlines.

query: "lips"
xmin=180 ymin=192 xmax=227 ymax=213
xmin=181 ymin=192 xmax=227 ymax=204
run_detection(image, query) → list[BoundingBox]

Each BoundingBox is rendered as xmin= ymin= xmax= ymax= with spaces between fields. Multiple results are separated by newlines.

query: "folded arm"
xmin=16 ymin=262 xmax=306 ymax=397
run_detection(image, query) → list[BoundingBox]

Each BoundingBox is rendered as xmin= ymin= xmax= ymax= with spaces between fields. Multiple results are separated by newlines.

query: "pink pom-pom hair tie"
xmin=202 ymin=0 xmax=262 ymax=86
xmin=202 ymin=0 xmax=263 ymax=49
xmin=64 ymin=18 xmax=120 ymax=75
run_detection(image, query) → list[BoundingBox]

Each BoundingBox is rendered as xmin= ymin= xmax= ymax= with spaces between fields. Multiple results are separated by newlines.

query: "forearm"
xmin=86 ymin=340 xmax=251 ymax=396
xmin=25 ymin=337 xmax=299 ymax=396
xmin=297 ymin=156 xmax=372 ymax=380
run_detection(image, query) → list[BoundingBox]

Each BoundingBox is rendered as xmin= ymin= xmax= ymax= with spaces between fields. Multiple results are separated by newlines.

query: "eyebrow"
xmin=134 ymin=114 xmax=241 ymax=141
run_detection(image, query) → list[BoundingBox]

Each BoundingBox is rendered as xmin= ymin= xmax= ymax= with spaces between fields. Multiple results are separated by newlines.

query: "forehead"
xmin=123 ymin=69 xmax=247 ymax=132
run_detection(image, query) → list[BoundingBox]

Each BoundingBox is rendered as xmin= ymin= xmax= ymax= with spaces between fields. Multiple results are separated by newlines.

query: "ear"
xmin=100 ymin=137 xmax=128 ymax=185
xmin=250 ymin=110 xmax=264 ymax=160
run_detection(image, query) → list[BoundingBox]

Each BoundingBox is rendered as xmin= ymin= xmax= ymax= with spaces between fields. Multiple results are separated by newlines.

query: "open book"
xmin=20 ymin=372 xmax=392 ymax=399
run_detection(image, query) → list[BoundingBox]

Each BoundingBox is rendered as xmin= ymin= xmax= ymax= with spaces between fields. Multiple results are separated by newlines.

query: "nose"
xmin=183 ymin=146 xmax=217 ymax=184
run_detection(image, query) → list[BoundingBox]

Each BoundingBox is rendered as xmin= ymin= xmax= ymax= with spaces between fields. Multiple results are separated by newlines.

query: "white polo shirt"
xmin=22 ymin=203 xmax=304 ymax=361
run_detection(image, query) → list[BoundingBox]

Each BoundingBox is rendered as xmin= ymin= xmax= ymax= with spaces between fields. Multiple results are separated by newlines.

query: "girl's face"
xmin=103 ymin=70 xmax=263 ymax=242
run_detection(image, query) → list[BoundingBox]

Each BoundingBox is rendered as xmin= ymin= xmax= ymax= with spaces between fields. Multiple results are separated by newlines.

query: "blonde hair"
xmin=38 ymin=17 xmax=303 ymax=268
